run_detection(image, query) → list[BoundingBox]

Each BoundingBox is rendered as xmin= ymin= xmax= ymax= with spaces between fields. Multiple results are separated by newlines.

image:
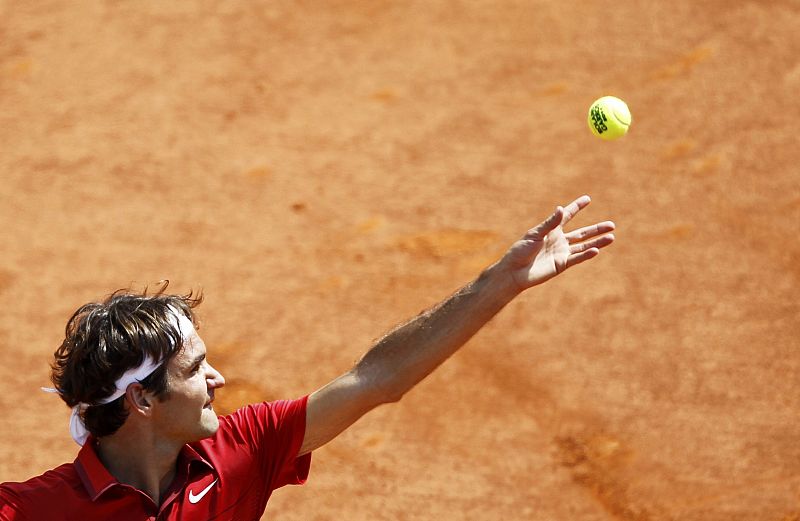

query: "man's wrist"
xmin=478 ymin=261 xmax=525 ymax=305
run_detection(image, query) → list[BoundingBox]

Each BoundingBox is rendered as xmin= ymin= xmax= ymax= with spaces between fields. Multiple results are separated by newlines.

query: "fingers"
xmin=565 ymin=248 xmax=600 ymax=269
xmin=569 ymin=233 xmax=615 ymax=255
xmin=565 ymin=231 xmax=615 ymax=270
xmin=526 ymin=206 xmax=564 ymax=241
xmin=527 ymin=195 xmax=612 ymax=245
xmin=565 ymin=221 xmax=616 ymax=243
xmin=560 ymin=195 xmax=591 ymax=226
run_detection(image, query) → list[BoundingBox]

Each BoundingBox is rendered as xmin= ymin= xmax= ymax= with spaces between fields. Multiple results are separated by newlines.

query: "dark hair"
xmin=50 ymin=281 xmax=203 ymax=439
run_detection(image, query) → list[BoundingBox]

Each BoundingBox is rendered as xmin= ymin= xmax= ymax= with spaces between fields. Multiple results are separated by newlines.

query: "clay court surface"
xmin=2 ymin=1 xmax=799 ymax=519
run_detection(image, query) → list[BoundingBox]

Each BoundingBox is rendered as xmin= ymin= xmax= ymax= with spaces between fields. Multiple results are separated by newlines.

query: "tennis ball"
xmin=588 ymin=96 xmax=631 ymax=140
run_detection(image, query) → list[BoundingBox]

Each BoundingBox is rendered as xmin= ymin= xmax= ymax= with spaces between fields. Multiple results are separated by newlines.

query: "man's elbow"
xmin=355 ymin=367 xmax=409 ymax=406
xmin=380 ymin=385 xmax=407 ymax=404
xmin=364 ymin=378 xmax=406 ymax=406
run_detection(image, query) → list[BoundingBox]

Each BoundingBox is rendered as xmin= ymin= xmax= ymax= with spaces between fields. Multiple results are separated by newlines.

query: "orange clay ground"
xmin=1 ymin=2 xmax=799 ymax=520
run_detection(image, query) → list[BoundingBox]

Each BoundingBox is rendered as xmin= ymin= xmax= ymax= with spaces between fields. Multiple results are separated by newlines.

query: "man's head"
xmin=50 ymin=283 xmax=225 ymax=444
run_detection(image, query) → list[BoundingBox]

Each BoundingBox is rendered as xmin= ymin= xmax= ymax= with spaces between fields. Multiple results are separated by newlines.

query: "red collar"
xmin=73 ymin=436 xmax=216 ymax=501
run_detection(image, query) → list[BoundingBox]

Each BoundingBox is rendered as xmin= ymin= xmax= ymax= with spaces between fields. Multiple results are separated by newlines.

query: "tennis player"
xmin=0 ymin=195 xmax=614 ymax=520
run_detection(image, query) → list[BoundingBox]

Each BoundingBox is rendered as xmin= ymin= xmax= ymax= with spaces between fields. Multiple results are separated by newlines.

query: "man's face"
xmin=151 ymin=328 xmax=226 ymax=444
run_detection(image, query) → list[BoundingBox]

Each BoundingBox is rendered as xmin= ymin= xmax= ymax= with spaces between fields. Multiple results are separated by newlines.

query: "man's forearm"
xmin=354 ymin=261 xmax=521 ymax=403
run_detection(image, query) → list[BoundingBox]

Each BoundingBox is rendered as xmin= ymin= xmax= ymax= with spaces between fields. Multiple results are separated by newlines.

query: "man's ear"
xmin=125 ymin=383 xmax=153 ymax=417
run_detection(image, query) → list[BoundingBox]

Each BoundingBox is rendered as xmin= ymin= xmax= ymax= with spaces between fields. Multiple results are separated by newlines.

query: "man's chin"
xmin=194 ymin=411 xmax=220 ymax=441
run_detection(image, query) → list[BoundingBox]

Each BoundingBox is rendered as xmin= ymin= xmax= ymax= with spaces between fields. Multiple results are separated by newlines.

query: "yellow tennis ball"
xmin=588 ymin=96 xmax=631 ymax=140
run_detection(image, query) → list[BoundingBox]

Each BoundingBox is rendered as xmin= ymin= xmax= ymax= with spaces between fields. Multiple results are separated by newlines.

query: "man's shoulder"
xmin=1 ymin=463 xmax=82 ymax=516
xmin=185 ymin=398 xmax=312 ymax=509
xmin=191 ymin=401 xmax=277 ymax=454
xmin=212 ymin=398 xmax=308 ymax=437
xmin=2 ymin=462 xmax=80 ymax=494
xmin=189 ymin=398 xmax=309 ymax=461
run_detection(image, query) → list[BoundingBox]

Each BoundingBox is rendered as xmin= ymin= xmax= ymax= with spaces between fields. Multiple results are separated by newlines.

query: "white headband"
xmin=43 ymin=307 xmax=196 ymax=446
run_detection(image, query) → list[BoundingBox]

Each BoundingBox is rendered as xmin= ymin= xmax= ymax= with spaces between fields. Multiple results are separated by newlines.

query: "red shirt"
xmin=0 ymin=397 xmax=311 ymax=521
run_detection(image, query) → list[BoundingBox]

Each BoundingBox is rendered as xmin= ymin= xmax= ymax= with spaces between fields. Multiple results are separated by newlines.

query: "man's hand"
xmin=503 ymin=195 xmax=615 ymax=290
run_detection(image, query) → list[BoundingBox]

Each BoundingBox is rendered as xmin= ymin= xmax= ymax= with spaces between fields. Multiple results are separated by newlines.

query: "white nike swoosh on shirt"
xmin=188 ymin=479 xmax=218 ymax=504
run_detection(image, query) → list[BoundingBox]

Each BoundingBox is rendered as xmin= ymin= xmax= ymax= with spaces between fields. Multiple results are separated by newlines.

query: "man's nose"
xmin=206 ymin=363 xmax=226 ymax=389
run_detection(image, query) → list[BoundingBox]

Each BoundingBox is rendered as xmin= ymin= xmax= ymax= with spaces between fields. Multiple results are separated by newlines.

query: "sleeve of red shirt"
xmin=217 ymin=396 xmax=311 ymax=491
xmin=0 ymin=487 xmax=26 ymax=521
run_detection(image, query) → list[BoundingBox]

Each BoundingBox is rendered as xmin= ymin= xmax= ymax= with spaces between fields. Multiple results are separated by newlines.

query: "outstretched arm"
xmin=298 ymin=195 xmax=615 ymax=455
